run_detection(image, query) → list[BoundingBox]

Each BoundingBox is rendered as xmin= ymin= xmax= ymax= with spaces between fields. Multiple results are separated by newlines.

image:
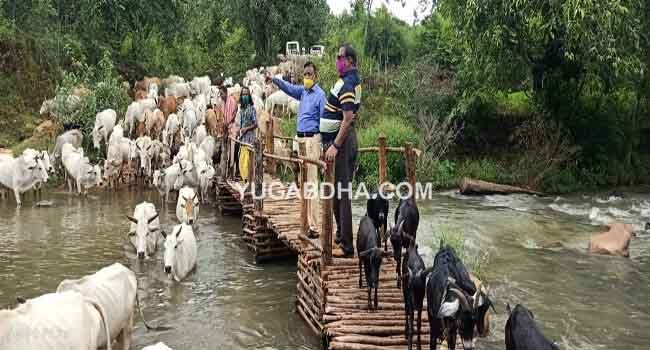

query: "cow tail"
xmin=136 ymin=291 xmax=172 ymax=332
xmin=87 ymin=298 xmax=112 ymax=350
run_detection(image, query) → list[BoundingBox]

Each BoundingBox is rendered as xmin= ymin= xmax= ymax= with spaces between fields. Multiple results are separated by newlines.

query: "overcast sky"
xmin=326 ymin=0 xmax=425 ymax=25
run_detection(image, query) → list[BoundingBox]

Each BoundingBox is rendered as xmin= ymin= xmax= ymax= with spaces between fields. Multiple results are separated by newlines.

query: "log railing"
xmin=221 ymin=126 xmax=420 ymax=267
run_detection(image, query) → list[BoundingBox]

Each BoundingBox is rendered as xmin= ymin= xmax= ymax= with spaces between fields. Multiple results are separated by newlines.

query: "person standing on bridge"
xmin=220 ymin=85 xmax=240 ymax=178
xmin=237 ymin=87 xmax=258 ymax=182
xmin=322 ymin=44 xmax=361 ymax=257
xmin=267 ymin=62 xmax=325 ymax=238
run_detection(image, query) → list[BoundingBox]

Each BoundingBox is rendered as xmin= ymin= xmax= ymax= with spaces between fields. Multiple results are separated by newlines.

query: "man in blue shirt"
xmin=269 ymin=61 xmax=326 ymax=238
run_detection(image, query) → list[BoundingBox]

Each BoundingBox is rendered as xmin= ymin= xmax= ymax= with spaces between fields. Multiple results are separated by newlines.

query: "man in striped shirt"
xmin=321 ymin=44 xmax=362 ymax=257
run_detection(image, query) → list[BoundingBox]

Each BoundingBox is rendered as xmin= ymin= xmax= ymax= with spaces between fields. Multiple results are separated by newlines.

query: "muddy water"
xmin=0 ymin=191 xmax=320 ymax=349
xmin=1 ymin=189 xmax=649 ymax=349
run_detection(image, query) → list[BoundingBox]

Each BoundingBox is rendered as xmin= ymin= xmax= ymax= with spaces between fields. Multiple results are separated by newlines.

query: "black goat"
xmin=427 ymin=243 xmax=494 ymax=350
xmin=389 ymin=197 xmax=419 ymax=288
xmin=505 ymin=304 xmax=559 ymax=350
xmin=356 ymin=215 xmax=383 ymax=311
xmin=366 ymin=191 xmax=389 ymax=250
xmin=402 ymin=242 xmax=429 ymax=350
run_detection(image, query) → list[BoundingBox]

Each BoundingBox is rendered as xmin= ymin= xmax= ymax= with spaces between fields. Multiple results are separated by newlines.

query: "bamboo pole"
xmin=254 ymin=139 xmax=264 ymax=217
xmin=265 ymin=119 xmax=276 ymax=175
xmin=404 ymin=142 xmax=416 ymax=204
xmin=357 ymin=146 xmax=422 ymax=156
xmin=321 ymin=160 xmax=335 ymax=267
xmin=299 ymin=141 xmax=308 ymax=236
xmin=378 ymin=134 xmax=387 ymax=185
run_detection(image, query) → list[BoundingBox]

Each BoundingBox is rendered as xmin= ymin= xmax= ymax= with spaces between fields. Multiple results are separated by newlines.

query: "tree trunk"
xmin=459 ymin=178 xmax=545 ymax=196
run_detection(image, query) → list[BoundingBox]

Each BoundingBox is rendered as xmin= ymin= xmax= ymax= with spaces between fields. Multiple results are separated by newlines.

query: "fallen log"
xmin=459 ymin=178 xmax=545 ymax=196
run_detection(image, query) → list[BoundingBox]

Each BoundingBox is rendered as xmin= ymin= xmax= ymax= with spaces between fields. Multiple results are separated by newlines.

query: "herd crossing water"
xmin=0 ymin=189 xmax=648 ymax=349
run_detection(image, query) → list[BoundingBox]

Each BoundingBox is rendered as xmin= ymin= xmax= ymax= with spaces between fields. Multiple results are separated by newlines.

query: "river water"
xmin=1 ymin=189 xmax=649 ymax=349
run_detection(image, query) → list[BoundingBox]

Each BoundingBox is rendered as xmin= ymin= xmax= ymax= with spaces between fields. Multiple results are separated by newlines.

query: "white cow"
xmin=104 ymin=139 xmax=137 ymax=188
xmin=190 ymin=76 xmax=211 ymax=97
xmin=163 ymin=113 xmax=181 ymax=147
xmin=174 ymin=159 xmax=198 ymax=190
xmin=51 ymin=129 xmax=83 ymax=167
xmin=193 ymin=124 xmax=207 ymax=146
xmin=62 ymin=144 xmax=103 ymax=194
xmin=193 ymin=93 xmax=208 ymax=125
xmin=196 ymin=161 xmax=215 ymax=203
xmin=153 ymin=162 xmax=182 ymax=203
xmin=127 ymin=201 xmax=160 ymax=259
xmin=135 ymin=136 xmax=154 ymax=178
xmin=265 ymin=90 xmax=291 ymax=115
xmin=139 ymin=98 xmax=157 ymax=113
xmin=109 ymin=123 xmax=125 ymax=146
xmin=162 ymin=75 xmax=185 ymax=89
xmin=0 ymin=290 xmax=112 ymax=350
xmin=125 ymin=101 xmax=145 ymax=136
xmin=183 ymin=109 xmax=198 ymax=140
xmin=165 ymin=82 xmax=191 ymax=98
xmin=176 ymin=186 xmax=199 ymax=225
xmin=0 ymin=151 xmax=49 ymax=206
xmin=92 ymin=109 xmax=118 ymax=149
xmin=199 ymin=135 xmax=216 ymax=165
xmin=142 ymin=342 xmax=173 ymax=350
xmin=147 ymin=83 xmax=159 ymax=102
xmin=162 ymin=223 xmax=197 ymax=282
xmin=56 ymin=263 xmax=137 ymax=350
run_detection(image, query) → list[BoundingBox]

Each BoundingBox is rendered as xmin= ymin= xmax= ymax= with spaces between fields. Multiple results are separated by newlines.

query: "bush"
xmin=435 ymin=228 xmax=490 ymax=281
xmin=417 ymin=157 xmax=458 ymax=189
xmin=355 ymin=116 xmax=419 ymax=186
xmin=50 ymin=52 xmax=130 ymax=160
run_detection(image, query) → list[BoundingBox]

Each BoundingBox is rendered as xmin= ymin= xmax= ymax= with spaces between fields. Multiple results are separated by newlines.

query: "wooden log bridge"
xmin=215 ymin=123 xmax=458 ymax=349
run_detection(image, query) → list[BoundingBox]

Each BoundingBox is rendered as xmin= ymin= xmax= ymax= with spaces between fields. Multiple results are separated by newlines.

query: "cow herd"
xmin=359 ymin=193 xmax=558 ymax=350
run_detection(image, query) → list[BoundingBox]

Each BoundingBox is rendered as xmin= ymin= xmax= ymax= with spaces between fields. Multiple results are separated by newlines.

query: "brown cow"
xmin=588 ymin=222 xmax=636 ymax=257
xmin=134 ymin=90 xmax=148 ymax=101
xmin=205 ymin=108 xmax=225 ymax=138
xmin=257 ymin=110 xmax=281 ymax=137
xmin=157 ymin=96 xmax=177 ymax=118
xmin=146 ymin=109 xmax=166 ymax=141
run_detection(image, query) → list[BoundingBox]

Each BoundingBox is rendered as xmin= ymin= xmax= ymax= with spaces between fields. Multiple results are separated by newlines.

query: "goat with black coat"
xmin=389 ymin=196 xmax=419 ymax=288
xmin=505 ymin=304 xmax=558 ymax=350
xmin=356 ymin=215 xmax=383 ymax=311
xmin=427 ymin=243 xmax=494 ymax=350
xmin=366 ymin=191 xmax=389 ymax=250
xmin=402 ymin=242 xmax=430 ymax=350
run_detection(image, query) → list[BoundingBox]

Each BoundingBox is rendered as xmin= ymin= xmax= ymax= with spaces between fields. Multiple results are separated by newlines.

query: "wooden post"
xmin=404 ymin=142 xmax=416 ymax=204
xmin=253 ymin=139 xmax=264 ymax=215
xmin=219 ymin=135 xmax=228 ymax=179
xmin=299 ymin=141 xmax=308 ymax=236
xmin=321 ymin=160 xmax=335 ymax=266
xmin=265 ymin=118 xmax=276 ymax=175
xmin=378 ymin=134 xmax=387 ymax=185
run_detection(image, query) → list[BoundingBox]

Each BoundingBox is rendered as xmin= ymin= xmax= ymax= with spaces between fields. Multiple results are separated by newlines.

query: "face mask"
xmin=304 ymin=78 xmax=314 ymax=90
xmin=336 ymin=57 xmax=347 ymax=75
xmin=241 ymin=95 xmax=251 ymax=105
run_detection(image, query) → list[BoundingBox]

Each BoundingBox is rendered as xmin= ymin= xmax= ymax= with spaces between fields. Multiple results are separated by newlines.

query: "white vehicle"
xmin=310 ymin=45 xmax=325 ymax=57
xmin=286 ymin=41 xmax=300 ymax=56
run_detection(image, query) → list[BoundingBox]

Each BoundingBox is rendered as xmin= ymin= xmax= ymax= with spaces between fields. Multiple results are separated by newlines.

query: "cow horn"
xmin=148 ymin=213 xmax=159 ymax=224
xmin=448 ymin=288 xmax=472 ymax=312
xmin=126 ymin=215 xmax=138 ymax=224
xmin=192 ymin=193 xmax=197 ymax=201
xmin=182 ymin=196 xmax=188 ymax=201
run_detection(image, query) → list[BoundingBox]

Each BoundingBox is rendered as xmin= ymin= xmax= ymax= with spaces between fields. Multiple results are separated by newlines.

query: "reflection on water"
xmin=0 ymin=191 xmax=319 ymax=350
xmin=1 ymin=189 xmax=649 ymax=349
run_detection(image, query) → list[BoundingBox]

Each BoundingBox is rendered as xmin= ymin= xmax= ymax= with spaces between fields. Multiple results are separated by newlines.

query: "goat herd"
xmin=358 ymin=193 xmax=558 ymax=350
xmin=1 ymin=61 xmax=556 ymax=350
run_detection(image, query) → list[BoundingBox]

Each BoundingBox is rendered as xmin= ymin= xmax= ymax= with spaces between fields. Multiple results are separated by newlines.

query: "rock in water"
xmin=34 ymin=200 xmax=54 ymax=207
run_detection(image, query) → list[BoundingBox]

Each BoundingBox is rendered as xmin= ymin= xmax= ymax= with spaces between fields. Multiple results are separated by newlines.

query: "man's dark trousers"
xmin=333 ymin=126 xmax=357 ymax=256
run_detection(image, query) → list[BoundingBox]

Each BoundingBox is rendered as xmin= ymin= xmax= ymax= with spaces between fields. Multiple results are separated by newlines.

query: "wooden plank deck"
xmin=215 ymin=175 xmax=466 ymax=349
